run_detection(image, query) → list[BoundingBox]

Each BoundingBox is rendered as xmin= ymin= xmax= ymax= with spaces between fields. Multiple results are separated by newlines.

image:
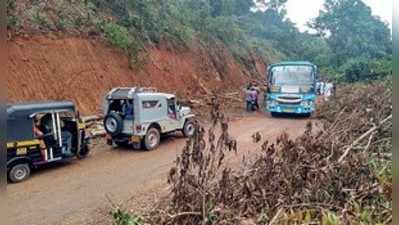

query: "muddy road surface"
xmin=7 ymin=114 xmax=312 ymax=225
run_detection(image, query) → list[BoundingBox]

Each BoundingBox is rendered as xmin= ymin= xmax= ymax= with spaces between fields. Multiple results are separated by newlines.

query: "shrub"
xmin=99 ymin=20 xmax=147 ymax=70
xmin=100 ymin=21 xmax=134 ymax=52
xmin=7 ymin=16 xmax=20 ymax=31
xmin=203 ymin=16 xmax=244 ymax=44
xmin=339 ymin=58 xmax=392 ymax=82
xmin=111 ymin=208 xmax=143 ymax=225
xmin=30 ymin=9 xmax=50 ymax=28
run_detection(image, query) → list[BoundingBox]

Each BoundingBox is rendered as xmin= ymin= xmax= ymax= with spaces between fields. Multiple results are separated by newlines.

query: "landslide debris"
xmin=132 ymin=79 xmax=391 ymax=225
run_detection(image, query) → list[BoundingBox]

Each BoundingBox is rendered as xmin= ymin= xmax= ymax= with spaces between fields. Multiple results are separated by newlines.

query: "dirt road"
xmin=7 ymin=114 xmax=312 ymax=225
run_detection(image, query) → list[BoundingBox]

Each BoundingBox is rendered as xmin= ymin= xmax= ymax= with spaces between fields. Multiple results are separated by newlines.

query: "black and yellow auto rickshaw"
xmin=6 ymin=101 xmax=90 ymax=183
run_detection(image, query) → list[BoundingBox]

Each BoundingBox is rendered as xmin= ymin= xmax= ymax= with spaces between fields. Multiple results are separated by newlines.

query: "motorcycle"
xmin=246 ymin=100 xmax=259 ymax=112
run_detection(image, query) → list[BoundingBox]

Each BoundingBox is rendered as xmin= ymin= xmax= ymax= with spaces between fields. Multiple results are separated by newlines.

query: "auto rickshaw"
xmin=6 ymin=101 xmax=90 ymax=183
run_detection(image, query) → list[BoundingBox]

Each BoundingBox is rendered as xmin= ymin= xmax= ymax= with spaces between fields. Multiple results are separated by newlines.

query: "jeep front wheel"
xmin=9 ymin=163 xmax=31 ymax=183
xmin=183 ymin=120 xmax=195 ymax=137
xmin=144 ymin=128 xmax=161 ymax=150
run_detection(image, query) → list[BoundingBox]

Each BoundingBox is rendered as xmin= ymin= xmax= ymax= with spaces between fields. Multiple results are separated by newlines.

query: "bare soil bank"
xmin=7 ymin=34 xmax=267 ymax=114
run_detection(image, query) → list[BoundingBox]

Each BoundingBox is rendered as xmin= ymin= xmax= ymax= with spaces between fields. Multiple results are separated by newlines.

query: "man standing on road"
xmin=244 ymin=83 xmax=261 ymax=112
xmin=316 ymin=81 xmax=321 ymax=95
xmin=245 ymin=85 xmax=253 ymax=112
xmin=332 ymin=82 xmax=336 ymax=97
xmin=250 ymin=86 xmax=259 ymax=111
xmin=320 ymin=81 xmax=325 ymax=96
xmin=252 ymin=84 xmax=260 ymax=110
xmin=324 ymin=81 xmax=334 ymax=101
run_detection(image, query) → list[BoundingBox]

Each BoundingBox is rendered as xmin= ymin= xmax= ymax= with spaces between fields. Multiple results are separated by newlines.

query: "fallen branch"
xmin=338 ymin=114 xmax=392 ymax=163
xmin=269 ymin=208 xmax=283 ymax=225
xmin=82 ymin=114 xmax=103 ymax=123
xmin=169 ymin=211 xmax=202 ymax=220
xmin=90 ymin=129 xmax=106 ymax=138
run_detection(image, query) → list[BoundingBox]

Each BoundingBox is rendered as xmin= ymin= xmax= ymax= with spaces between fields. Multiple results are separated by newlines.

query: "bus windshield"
xmin=270 ymin=65 xmax=314 ymax=85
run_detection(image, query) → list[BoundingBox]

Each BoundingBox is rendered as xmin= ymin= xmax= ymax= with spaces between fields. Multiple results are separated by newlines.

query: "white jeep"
xmin=103 ymin=87 xmax=196 ymax=150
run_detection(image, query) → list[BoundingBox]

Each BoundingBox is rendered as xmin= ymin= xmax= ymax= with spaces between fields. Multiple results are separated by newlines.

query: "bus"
xmin=265 ymin=61 xmax=317 ymax=117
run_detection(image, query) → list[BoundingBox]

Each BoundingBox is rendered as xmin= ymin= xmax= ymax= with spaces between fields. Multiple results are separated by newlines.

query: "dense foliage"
xmin=309 ymin=0 xmax=392 ymax=81
xmin=7 ymin=0 xmax=392 ymax=81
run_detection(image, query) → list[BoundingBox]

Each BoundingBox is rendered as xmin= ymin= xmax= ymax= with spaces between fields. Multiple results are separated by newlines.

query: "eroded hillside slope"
xmin=7 ymin=34 xmax=267 ymax=114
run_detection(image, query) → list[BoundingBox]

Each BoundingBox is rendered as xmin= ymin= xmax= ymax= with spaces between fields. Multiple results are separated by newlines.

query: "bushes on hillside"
xmin=99 ymin=21 xmax=146 ymax=70
xmin=338 ymin=58 xmax=392 ymax=82
xmin=100 ymin=21 xmax=134 ymax=51
xmin=7 ymin=0 xmax=392 ymax=79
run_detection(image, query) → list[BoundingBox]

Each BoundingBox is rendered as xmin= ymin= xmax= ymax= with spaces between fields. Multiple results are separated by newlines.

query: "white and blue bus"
xmin=265 ymin=61 xmax=317 ymax=117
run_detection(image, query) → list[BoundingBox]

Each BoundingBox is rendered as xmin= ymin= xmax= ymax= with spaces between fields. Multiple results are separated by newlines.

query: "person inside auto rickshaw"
xmin=33 ymin=117 xmax=44 ymax=138
xmin=33 ymin=117 xmax=48 ymax=160
xmin=37 ymin=113 xmax=73 ymax=157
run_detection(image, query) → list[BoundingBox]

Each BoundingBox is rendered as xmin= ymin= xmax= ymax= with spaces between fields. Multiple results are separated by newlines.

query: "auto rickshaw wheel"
xmin=9 ymin=163 xmax=31 ymax=183
xmin=77 ymin=145 xmax=90 ymax=159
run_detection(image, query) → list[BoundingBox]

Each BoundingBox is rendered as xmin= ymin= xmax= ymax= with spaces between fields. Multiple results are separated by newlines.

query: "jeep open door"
xmin=166 ymin=97 xmax=181 ymax=131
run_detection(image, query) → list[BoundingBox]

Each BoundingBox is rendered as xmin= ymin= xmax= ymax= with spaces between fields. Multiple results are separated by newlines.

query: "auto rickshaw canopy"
xmin=7 ymin=101 xmax=75 ymax=142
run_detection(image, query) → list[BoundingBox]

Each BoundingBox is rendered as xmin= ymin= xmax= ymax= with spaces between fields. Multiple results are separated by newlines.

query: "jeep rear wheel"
xmin=104 ymin=112 xmax=123 ymax=136
xmin=183 ymin=120 xmax=195 ymax=137
xmin=144 ymin=128 xmax=161 ymax=150
xmin=9 ymin=163 xmax=31 ymax=183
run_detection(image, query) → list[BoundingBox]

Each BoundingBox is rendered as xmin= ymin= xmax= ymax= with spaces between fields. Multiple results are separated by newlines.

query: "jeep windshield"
xmin=270 ymin=65 xmax=314 ymax=85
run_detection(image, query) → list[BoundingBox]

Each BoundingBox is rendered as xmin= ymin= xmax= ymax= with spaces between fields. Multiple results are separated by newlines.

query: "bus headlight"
xmin=270 ymin=85 xmax=281 ymax=92
xmin=268 ymin=100 xmax=278 ymax=107
xmin=301 ymin=100 xmax=313 ymax=107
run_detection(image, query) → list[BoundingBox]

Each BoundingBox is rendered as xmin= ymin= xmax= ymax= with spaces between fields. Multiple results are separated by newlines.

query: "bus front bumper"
xmin=267 ymin=101 xmax=315 ymax=114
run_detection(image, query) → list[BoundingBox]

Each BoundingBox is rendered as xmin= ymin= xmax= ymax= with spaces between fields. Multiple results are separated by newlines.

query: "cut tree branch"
xmin=338 ymin=114 xmax=392 ymax=163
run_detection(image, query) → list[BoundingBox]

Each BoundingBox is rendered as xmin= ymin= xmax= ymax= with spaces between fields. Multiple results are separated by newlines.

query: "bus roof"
xmin=269 ymin=61 xmax=315 ymax=67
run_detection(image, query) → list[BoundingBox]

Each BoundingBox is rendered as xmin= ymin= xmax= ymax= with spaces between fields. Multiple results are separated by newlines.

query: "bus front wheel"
xmin=303 ymin=113 xmax=312 ymax=118
xmin=271 ymin=112 xmax=279 ymax=118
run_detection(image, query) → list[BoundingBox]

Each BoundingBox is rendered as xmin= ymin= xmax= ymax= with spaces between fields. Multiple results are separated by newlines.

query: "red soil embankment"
xmin=7 ymin=34 xmax=266 ymax=114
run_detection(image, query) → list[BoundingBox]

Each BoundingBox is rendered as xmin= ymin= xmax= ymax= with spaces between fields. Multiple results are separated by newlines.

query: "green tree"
xmin=294 ymin=33 xmax=333 ymax=68
xmin=210 ymin=0 xmax=254 ymax=17
xmin=309 ymin=0 xmax=392 ymax=66
xmin=256 ymin=0 xmax=288 ymax=12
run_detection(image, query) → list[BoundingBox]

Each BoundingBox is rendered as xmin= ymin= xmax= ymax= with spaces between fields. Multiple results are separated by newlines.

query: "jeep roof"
xmin=106 ymin=87 xmax=175 ymax=100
